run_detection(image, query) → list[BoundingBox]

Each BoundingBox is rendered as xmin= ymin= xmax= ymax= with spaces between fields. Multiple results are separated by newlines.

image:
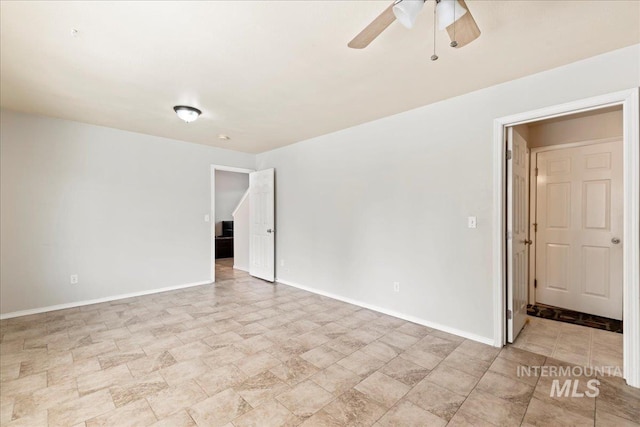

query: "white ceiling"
xmin=1 ymin=1 xmax=638 ymax=153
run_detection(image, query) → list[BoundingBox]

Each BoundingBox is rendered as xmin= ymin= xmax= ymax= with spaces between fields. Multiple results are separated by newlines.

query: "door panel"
xmin=546 ymin=183 xmax=571 ymax=228
xmin=249 ymin=168 xmax=275 ymax=282
xmin=582 ymin=246 xmax=610 ymax=297
xmin=546 ymin=244 xmax=569 ymax=290
xmin=535 ymin=141 xmax=622 ymax=319
xmin=585 ymin=152 xmax=611 ymax=170
xmin=583 ymin=180 xmax=610 ymax=229
xmin=507 ymin=128 xmax=530 ymax=342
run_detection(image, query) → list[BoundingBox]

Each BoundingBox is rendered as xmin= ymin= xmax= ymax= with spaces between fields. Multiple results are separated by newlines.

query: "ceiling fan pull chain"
xmin=450 ymin=0 xmax=458 ymax=47
xmin=431 ymin=0 xmax=439 ymax=61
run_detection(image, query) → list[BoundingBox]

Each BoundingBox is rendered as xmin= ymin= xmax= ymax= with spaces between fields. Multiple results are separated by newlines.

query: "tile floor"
xmin=512 ymin=316 xmax=624 ymax=373
xmin=1 ymin=259 xmax=638 ymax=426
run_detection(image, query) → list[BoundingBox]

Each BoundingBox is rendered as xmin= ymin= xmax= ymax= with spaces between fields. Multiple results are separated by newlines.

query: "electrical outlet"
xmin=393 ymin=282 xmax=400 ymax=293
xmin=70 ymin=274 xmax=79 ymax=285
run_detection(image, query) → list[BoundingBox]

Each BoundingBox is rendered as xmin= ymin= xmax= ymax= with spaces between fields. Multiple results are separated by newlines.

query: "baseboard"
xmin=3 ymin=275 xmax=494 ymax=347
xmin=276 ymin=278 xmax=495 ymax=347
xmin=0 ymin=280 xmax=211 ymax=320
xmin=233 ymin=265 xmax=249 ymax=273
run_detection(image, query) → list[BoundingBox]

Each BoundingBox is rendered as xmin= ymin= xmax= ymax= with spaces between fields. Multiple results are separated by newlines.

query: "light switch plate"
xmin=468 ymin=216 xmax=477 ymax=228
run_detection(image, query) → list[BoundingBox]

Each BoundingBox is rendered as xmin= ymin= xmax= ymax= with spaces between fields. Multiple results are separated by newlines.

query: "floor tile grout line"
xmin=142 ymin=396 xmax=161 ymax=425
xmin=517 ymin=354 xmax=547 ymax=426
xmin=398 ymin=336 xmax=468 ymax=423
xmin=444 ymin=351 xmax=503 ymax=426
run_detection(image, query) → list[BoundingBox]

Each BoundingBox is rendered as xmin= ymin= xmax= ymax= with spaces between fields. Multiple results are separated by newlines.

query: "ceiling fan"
xmin=348 ymin=0 xmax=480 ymax=50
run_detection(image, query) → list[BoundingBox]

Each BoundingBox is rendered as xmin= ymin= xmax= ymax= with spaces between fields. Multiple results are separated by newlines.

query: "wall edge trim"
xmin=0 ymin=280 xmax=211 ymax=320
xmin=275 ymin=278 xmax=495 ymax=346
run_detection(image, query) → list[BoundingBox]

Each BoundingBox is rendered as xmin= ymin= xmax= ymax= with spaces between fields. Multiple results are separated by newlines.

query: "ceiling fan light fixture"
xmin=173 ymin=105 xmax=201 ymax=123
xmin=436 ymin=0 xmax=467 ymax=30
xmin=392 ymin=0 xmax=425 ymax=29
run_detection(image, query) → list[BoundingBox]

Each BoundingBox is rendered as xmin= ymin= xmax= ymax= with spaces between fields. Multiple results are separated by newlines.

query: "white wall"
xmin=256 ymin=44 xmax=640 ymax=342
xmin=0 ymin=110 xmax=254 ymax=316
xmin=232 ymin=191 xmax=250 ymax=272
xmin=214 ymin=170 xmax=249 ymax=236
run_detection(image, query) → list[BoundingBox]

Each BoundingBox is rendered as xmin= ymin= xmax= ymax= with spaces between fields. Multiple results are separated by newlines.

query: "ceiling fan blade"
xmin=445 ymin=0 xmax=480 ymax=48
xmin=348 ymin=3 xmax=396 ymax=49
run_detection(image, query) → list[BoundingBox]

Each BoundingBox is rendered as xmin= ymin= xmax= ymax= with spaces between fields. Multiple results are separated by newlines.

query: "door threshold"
xmin=527 ymin=303 xmax=622 ymax=334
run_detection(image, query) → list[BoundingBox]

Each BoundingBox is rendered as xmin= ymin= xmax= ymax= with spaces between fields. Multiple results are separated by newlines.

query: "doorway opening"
xmin=509 ymin=106 xmax=624 ymax=369
xmin=493 ymin=89 xmax=639 ymax=388
xmin=210 ymin=165 xmax=253 ymax=282
xmin=210 ymin=166 xmax=276 ymax=284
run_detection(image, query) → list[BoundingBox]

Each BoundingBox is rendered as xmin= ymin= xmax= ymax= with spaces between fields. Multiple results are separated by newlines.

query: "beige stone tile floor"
xmin=511 ymin=315 xmax=623 ymax=372
xmin=0 ymin=258 xmax=637 ymax=426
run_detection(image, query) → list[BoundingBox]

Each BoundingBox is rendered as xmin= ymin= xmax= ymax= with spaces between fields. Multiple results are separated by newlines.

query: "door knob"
xmin=523 ymin=239 xmax=532 ymax=245
xmin=267 ymin=229 xmax=274 ymax=234
xmin=611 ymin=237 xmax=620 ymax=244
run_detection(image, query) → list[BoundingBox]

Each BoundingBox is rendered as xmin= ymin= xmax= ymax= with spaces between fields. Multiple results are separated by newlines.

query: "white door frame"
xmin=210 ymin=165 xmax=254 ymax=282
xmin=492 ymin=88 xmax=640 ymax=388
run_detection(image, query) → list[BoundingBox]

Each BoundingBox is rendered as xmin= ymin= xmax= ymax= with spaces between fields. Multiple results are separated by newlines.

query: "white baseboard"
xmin=276 ymin=278 xmax=495 ymax=347
xmin=233 ymin=265 xmax=249 ymax=273
xmin=2 ymin=275 xmax=495 ymax=347
xmin=0 ymin=280 xmax=211 ymax=320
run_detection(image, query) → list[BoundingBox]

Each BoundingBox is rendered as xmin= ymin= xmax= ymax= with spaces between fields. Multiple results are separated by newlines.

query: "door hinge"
xmin=533 ymin=223 xmax=537 ymax=233
xmin=534 ymin=279 xmax=537 ymax=288
xmin=507 ymin=309 xmax=512 ymax=320
xmin=506 ymin=150 xmax=512 ymax=160
xmin=535 ymin=167 xmax=539 ymax=176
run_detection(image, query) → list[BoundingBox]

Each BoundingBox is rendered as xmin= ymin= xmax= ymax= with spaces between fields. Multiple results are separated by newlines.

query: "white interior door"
xmin=249 ymin=168 xmax=275 ymax=282
xmin=535 ymin=141 xmax=622 ymax=319
xmin=507 ymin=128 xmax=530 ymax=343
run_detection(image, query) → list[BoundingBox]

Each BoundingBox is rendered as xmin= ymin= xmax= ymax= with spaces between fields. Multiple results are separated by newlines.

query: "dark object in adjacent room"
xmin=222 ymin=221 xmax=234 ymax=237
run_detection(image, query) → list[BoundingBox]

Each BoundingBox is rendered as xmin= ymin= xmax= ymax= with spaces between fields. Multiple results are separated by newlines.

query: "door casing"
xmin=492 ymin=88 xmax=640 ymax=388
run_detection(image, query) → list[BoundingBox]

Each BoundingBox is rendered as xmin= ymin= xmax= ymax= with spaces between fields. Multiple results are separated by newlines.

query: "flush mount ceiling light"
xmin=173 ymin=105 xmax=201 ymax=123
xmin=218 ymin=134 xmax=231 ymax=141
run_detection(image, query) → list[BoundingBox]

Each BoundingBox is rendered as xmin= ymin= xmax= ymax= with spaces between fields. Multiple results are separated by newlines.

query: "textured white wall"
xmin=256 ymin=45 xmax=640 ymax=342
xmin=214 ymin=170 xmax=249 ymax=236
xmin=0 ymin=111 xmax=254 ymax=315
